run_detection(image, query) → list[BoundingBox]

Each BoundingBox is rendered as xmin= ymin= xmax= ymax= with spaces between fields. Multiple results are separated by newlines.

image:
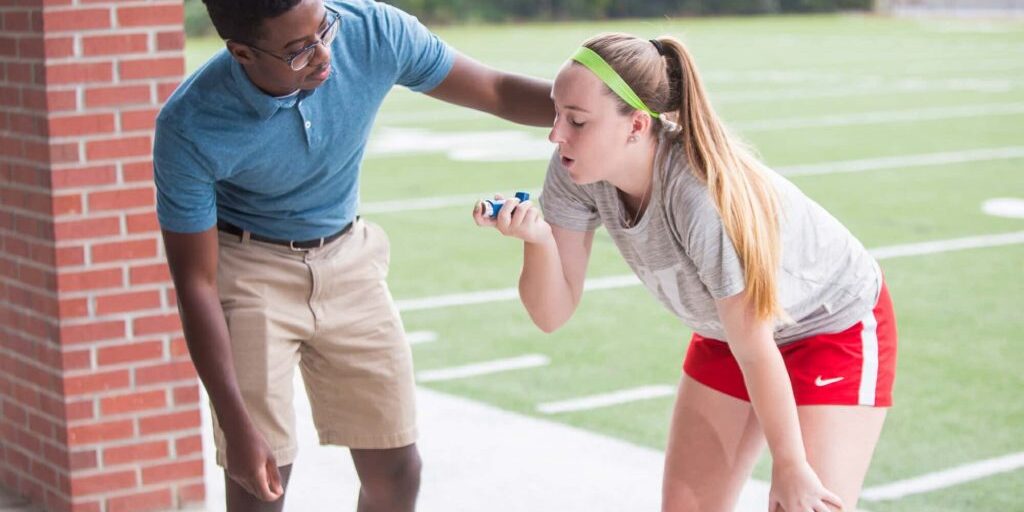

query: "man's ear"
xmin=226 ymin=40 xmax=256 ymax=65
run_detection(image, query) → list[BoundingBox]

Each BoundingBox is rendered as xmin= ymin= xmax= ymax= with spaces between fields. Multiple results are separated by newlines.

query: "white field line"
xmin=416 ymin=354 xmax=550 ymax=383
xmin=537 ymin=385 xmax=677 ymax=414
xmin=406 ymin=331 xmax=439 ymax=345
xmin=362 ymin=147 xmax=1024 ymax=215
xmin=861 ymin=452 xmax=1024 ymax=501
xmin=377 ymin=73 xmax=1022 ymax=124
xmin=733 ymin=102 xmax=1024 ymax=132
xmin=367 ymin=102 xmax=1024 ymax=159
xmin=982 ymin=198 xmax=1024 ymax=219
xmin=396 ymin=231 xmax=1024 ymax=313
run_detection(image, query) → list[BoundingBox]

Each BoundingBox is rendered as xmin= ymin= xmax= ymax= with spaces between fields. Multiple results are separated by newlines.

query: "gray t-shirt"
xmin=540 ymin=129 xmax=881 ymax=345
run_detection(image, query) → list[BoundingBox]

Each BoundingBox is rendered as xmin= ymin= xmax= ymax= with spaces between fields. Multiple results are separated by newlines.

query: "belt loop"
xmin=241 ymin=230 xmax=251 ymax=244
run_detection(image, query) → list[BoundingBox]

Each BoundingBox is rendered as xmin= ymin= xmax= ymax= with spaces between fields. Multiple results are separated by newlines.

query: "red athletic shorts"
xmin=683 ymin=282 xmax=897 ymax=407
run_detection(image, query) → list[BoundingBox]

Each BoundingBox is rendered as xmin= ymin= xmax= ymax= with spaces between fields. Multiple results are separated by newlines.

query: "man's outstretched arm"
xmin=426 ymin=53 xmax=554 ymax=127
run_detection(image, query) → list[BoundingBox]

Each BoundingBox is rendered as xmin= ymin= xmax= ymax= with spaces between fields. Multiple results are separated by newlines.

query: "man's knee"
xmin=357 ymin=446 xmax=422 ymax=499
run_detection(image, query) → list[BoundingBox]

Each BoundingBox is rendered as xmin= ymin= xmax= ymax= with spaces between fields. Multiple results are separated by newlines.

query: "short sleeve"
xmin=375 ymin=3 xmax=455 ymax=93
xmin=539 ymin=151 xmax=602 ymax=232
xmin=153 ymin=119 xmax=217 ymax=234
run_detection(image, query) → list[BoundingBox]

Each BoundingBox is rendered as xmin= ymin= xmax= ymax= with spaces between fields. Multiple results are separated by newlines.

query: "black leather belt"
xmin=217 ymin=220 xmax=354 ymax=250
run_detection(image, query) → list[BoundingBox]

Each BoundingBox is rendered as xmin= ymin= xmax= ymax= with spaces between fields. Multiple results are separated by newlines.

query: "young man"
xmin=153 ymin=1 xmax=553 ymax=511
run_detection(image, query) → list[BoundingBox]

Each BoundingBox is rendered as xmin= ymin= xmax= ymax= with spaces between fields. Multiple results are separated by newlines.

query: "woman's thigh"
xmin=662 ymin=376 xmax=766 ymax=512
xmin=798 ymin=405 xmax=887 ymax=511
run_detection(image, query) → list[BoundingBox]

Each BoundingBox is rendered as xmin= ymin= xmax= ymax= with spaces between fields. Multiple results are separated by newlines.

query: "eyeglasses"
xmin=241 ymin=6 xmax=341 ymax=71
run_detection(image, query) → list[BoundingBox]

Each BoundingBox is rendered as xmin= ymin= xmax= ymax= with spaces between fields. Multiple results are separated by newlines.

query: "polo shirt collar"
xmin=229 ymin=59 xmax=302 ymax=121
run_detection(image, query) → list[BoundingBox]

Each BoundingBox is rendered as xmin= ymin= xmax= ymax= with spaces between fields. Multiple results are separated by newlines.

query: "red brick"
xmin=82 ymin=33 xmax=148 ymax=56
xmin=135 ymin=360 xmax=194 ymax=386
xmin=126 ymin=212 xmax=158 ymax=234
xmin=156 ymin=81 xmax=179 ymax=102
xmin=130 ymin=263 xmax=170 ymax=285
xmin=102 ymin=440 xmax=169 ymax=466
xmin=120 ymin=108 xmax=158 ymax=132
xmin=70 ymin=450 xmax=98 ymax=471
xmin=156 ymin=31 xmax=184 ymax=51
xmin=52 ymin=165 xmax=116 ymax=189
xmin=17 ymin=38 xmax=44 ymax=59
xmin=139 ymin=410 xmax=200 ymax=436
xmin=58 ymin=268 xmax=123 ymax=292
xmin=4 ymin=12 xmax=31 ymax=32
xmin=117 ymin=4 xmax=183 ymax=27
xmin=122 ymin=161 xmax=152 ymax=182
xmin=65 ymin=369 xmax=130 ymax=396
xmin=97 ymin=340 xmax=163 ymax=366
xmin=54 ymin=217 xmax=120 ymax=241
xmin=67 ymin=419 xmax=133 ymax=446
xmin=178 ymin=482 xmax=205 ymax=504
xmin=55 ymin=245 xmax=86 ymax=266
xmin=49 ymin=113 xmax=115 ymax=138
xmin=101 ymin=390 xmax=167 ymax=416
xmin=44 ymin=36 xmax=74 ymax=58
xmin=46 ymin=89 xmax=77 ymax=111
xmin=170 ymin=337 xmax=189 ymax=357
xmin=70 ymin=469 xmax=136 ymax=496
xmin=66 ymin=400 xmax=95 ymax=422
xmin=132 ymin=313 xmax=181 ymax=337
xmin=60 ymin=320 xmax=125 ymax=344
xmin=47 ymin=61 xmax=112 ymax=85
xmin=140 ymin=458 xmax=202 ymax=485
xmin=85 ymin=136 xmax=151 ymax=161
xmin=95 ymin=290 xmax=162 ymax=315
xmin=84 ymin=84 xmax=150 ymax=108
xmin=52 ymin=194 xmax=82 ymax=216
xmin=87 ymin=187 xmax=153 ymax=212
xmin=120 ymin=57 xmax=183 ymax=80
xmin=108 ymin=488 xmax=172 ymax=512
xmin=91 ymin=239 xmax=158 ymax=264
xmin=58 ymin=298 xmax=90 ymax=318
xmin=62 ymin=349 xmax=92 ymax=371
xmin=43 ymin=8 xmax=110 ymax=32
xmin=172 ymin=385 xmax=199 ymax=407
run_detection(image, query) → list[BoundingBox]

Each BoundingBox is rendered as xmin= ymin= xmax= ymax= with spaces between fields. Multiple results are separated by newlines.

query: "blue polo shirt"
xmin=154 ymin=0 xmax=455 ymax=240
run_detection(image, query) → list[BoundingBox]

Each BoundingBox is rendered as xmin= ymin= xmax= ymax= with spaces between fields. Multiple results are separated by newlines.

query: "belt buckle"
xmin=289 ymin=237 xmax=325 ymax=252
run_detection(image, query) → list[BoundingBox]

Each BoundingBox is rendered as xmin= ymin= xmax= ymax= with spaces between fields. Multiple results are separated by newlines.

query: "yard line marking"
xmin=367 ymin=103 xmax=1024 ymax=160
xmin=861 ymin=451 xmax=1024 ymax=501
xmin=397 ymin=231 xmax=1024 ymax=312
xmin=868 ymin=231 xmax=1024 ymax=259
xmin=362 ymin=147 xmax=1024 ymax=215
xmin=396 ymin=274 xmax=641 ymax=312
xmin=734 ymin=102 xmax=1024 ymax=132
xmin=780 ymin=147 xmax=1024 ymax=177
xmin=416 ymin=354 xmax=550 ymax=383
xmin=982 ymin=198 xmax=1024 ymax=219
xmin=406 ymin=331 xmax=438 ymax=345
xmin=537 ymin=385 xmax=676 ymax=414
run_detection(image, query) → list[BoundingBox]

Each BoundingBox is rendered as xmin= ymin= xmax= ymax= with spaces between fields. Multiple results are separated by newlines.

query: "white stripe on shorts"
xmin=858 ymin=310 xmax=880 ymax=406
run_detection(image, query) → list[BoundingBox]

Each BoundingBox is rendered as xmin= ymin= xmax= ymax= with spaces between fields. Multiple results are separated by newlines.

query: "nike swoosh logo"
xmin=815 ymin=376 xmax=845 ymax=387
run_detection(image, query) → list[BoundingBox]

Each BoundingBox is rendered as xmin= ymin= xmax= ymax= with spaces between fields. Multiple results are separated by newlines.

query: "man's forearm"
xmin=177 ymin=284 xmax=253 ymax=434
xmin=495 ymin=73 xmax=554 ymax=127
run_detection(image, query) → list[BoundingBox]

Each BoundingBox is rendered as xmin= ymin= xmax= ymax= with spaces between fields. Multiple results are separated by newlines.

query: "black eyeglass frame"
xmin=234 ymin=5 xmax=341 ymax=71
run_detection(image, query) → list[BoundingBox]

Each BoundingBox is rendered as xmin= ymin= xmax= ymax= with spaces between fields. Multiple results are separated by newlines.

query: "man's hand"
xmin=226 ymin=425 xmax=284 ymax=502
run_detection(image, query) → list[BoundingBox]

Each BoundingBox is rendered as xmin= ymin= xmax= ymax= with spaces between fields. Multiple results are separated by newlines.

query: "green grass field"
xmin=187 ymin=14 xmax=1024 ymax=511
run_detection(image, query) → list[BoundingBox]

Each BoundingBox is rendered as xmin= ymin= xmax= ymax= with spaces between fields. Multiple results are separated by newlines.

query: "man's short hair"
xmin=202 ymin=0 xmax=304 ymax=43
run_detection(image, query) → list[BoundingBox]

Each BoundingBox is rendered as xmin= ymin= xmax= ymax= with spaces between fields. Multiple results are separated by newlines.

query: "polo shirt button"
xmin=304 ymin=121 xmax=312 ymax=129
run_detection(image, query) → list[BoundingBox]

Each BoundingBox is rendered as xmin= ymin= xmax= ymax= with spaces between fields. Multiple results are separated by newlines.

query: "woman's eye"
xmin=570 ymin=119 xmax=585 ymax=127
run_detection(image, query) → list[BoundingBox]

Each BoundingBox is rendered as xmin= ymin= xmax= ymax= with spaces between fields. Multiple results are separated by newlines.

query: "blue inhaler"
xmin=483 ymin=192 xmax=530 ymax=219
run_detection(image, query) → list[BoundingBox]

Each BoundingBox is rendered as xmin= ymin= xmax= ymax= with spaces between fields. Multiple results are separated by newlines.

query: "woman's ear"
xmin=628 ymin=110 xmax=652 ymax=142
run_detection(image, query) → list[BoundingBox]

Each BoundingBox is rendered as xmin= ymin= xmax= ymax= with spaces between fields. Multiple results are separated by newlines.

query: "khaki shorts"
xmin=212 ymin=218 xmax=416 ymax=467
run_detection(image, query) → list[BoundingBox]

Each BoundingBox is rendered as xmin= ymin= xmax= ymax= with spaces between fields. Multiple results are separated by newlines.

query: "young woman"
xmin=473 ymin=33 xmax=897 ymax=512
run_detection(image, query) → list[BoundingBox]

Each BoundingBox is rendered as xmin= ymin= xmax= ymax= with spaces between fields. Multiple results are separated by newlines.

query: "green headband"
xmin=571 ymin=47 xmax=660 ymax=119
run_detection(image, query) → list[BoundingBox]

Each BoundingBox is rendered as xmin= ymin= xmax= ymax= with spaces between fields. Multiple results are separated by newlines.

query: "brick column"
xmin=0 ymin=1 xmax=204 ymax=511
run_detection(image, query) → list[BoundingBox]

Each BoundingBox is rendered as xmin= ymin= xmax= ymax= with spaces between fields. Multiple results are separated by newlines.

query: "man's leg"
xmin=351 ymin=445 xmax=422 ymax=512
xmin=226 ymin=464 xmax=294 ymax=512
